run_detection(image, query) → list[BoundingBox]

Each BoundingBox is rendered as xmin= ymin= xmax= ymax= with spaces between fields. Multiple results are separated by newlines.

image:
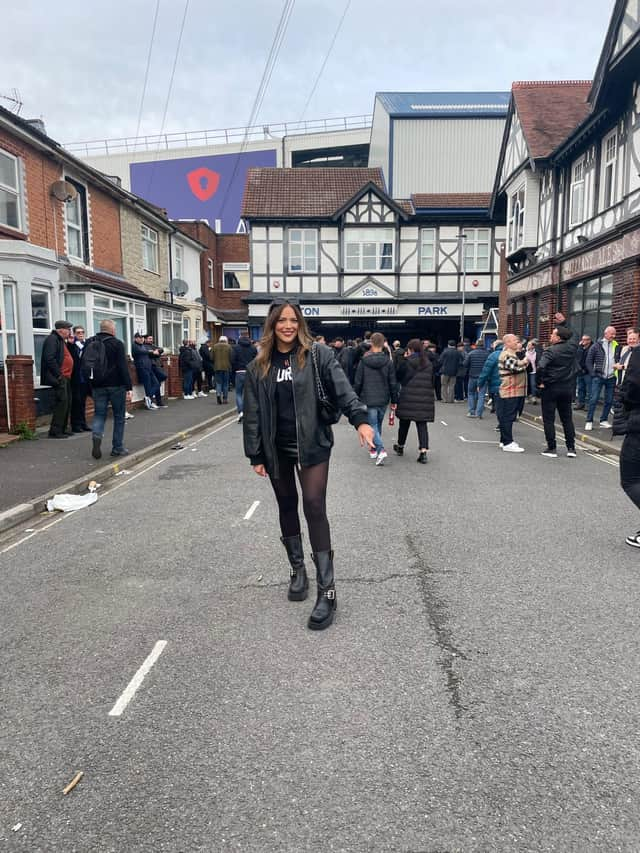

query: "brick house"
xmin=173 ymin=220 xmax=250 ymax=341
xmin=493 ymin=0 xmax=640 ymax=342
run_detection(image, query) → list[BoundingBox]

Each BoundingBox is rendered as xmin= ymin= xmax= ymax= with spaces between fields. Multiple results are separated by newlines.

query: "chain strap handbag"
xmin=311 ymin=343 xmax=341 ymax=425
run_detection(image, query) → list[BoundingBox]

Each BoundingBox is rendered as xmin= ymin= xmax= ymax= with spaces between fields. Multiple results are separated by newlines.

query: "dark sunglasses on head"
xmin=268 ymin=297 xmax=300 ymax=311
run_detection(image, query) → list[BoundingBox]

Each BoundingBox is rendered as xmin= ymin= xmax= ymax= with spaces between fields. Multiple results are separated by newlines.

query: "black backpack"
xmin=82 ymin=336 xmax=109 ymax=384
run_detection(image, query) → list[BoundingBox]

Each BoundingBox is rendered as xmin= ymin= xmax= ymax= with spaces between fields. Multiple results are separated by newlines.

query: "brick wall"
xmin=88 ymin=188 xmax=122 ymax=273
xmin=214 ymin=234 xmax=250 ymax=310
xmin=612 ymin=261 xmax=640 ymax=333
xmin=0 ymin=356 xmax=36 ymax=432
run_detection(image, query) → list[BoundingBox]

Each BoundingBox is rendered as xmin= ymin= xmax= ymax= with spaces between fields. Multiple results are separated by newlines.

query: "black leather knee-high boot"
xmin=281 ymin=535 xmax=309 ymax=601
xmin=308 ymin=550 xmax=336 ymax=630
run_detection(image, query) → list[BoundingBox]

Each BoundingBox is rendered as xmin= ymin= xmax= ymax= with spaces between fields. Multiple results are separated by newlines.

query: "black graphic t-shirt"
xmin=272 ymin=348 xmax=297 ymax=445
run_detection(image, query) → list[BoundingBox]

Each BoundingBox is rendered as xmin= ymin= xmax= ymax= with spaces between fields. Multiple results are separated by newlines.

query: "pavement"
xmin=0 ymin=393 xmax=239 ymax=532
xmin=1 ymin=405 xmax=639 ymax=851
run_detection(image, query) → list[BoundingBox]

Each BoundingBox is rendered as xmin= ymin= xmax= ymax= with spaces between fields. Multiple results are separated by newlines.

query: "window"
xmin=463 ymin=229 xmax=490 ymax=272
xmin=0 ymin=280 xmax=18 ymax=361
xmin=569 ymin=157 xmax=585 ymax=227
xmin=208 ymin=258 xmax=214 ymax=288
xmin=90 ymin=293 xmax=143 ymax=353
xmin=183 ymin=317 xmax=190 ymax=342
xmin=288 ymin=229 xmax=318 ymax=273
xmin=195 ymin=317 xmax=201 ymax=342
xmin=344 ymin=228 xmax=394 ymax=272
xmin=568 ymin=274 xmax=613 ymax=339
xmin=508 ymin=185 xmax=525 ymax=253
xmin=420 ymin=229 xmax=436 ymax=272
xmin=601 ymin=131 xmax=617 ymax=210
xmin=223 ymin=263 xmax=250 ymax=290
xmin=64 ymin=292 xmax=87 ymax=331
xmin=31 ymin=287 xmax=51 ymax=381
xmin=161 ymin=309 xmax=183 ymax=353
xmin=175 ymin=243 xmax=184 ymax=279
xmin=0 ymin=149 xmax=21 ymax=231
xmin=141 ymin=225 xmax=159 ymax=273
xmin=64 ymin=177 xmax=89 ymax=263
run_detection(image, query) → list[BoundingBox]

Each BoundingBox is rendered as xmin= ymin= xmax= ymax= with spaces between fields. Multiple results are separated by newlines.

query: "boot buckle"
xmin=325 ymin=588 xmax=336 ymax=600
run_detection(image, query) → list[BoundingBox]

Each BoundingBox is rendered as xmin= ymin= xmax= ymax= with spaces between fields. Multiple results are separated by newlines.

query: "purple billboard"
xmin=130 ymin=149 xmax=277 ymax=233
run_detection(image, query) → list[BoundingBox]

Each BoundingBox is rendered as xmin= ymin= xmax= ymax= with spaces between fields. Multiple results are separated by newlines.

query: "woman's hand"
xmin=252 ymin=464 xmax=267 ymax=477
xmin=357 ymin=423 xmax=376 ymax=450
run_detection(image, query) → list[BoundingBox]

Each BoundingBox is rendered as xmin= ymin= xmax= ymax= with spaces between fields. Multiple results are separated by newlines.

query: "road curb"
xmin=0 ymin=410 xmax=236 ymax=535
xmin=519 ymin=412 xmax=621 ymax=457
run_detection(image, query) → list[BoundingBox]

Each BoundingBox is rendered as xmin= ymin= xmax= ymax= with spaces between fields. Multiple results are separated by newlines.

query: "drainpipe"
xmin=2 ymin=360 xmax=12 ymax=433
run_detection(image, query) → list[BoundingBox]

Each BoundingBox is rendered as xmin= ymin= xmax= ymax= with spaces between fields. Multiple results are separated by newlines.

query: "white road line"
xmin=584 ymin=451 xmax=619 ymax=467
xmin=440 ymin=421 xmax=448 ymax=426
xmin=108 ymin=640 xmax=167 ymax=717
xmin=244 ymin=500 xmax=260 ymax=520
xmin=458 ymin=435 xmax=498 ymax=444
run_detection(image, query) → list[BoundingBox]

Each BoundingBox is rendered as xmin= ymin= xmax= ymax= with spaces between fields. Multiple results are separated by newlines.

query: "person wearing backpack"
xmin=86 ymin=319 xmax=132 ymax=459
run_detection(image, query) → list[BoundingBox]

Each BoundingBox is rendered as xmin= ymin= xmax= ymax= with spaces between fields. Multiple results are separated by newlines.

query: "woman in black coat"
xmin=243 ymin=299 xmax=374 ymax=630
xmin=393 ymin=338 xmax=436 ymax=464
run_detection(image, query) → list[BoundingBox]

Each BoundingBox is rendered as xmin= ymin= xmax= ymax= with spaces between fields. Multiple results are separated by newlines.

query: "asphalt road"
xmin=1 ymin=406 xmax=639 ymax=852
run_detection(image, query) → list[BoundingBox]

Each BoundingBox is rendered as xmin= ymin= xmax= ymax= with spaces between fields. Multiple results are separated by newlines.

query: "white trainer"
xmin=598 ymin=421 xmax=610 ymax=428
xmin=376 ymin=450 xmax=388 ymax=466
xmin=503 ymin=442 xmax=525 ymax=453
xmin=198 ymin=391 xmax=207 ymax=397
xmin=584 ymin=422 xmax=593 ymax=431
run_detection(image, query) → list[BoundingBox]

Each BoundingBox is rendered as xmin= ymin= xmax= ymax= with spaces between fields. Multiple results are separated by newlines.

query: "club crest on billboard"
xmin=130 ymin=149 xmax=277 ymax=233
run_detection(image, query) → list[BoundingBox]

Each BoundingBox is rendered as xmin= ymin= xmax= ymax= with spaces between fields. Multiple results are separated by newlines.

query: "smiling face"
xmin=274 ymin=305 xmax=300 ymax=351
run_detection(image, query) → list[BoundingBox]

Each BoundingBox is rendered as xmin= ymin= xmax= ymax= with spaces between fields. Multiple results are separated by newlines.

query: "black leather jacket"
xmin=243 ymin=342 xmax=367 ymax=477
xmin=537 ymin=338 xmax=578 ymax=388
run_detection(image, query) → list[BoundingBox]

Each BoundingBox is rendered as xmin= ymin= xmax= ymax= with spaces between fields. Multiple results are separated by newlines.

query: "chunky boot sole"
xmin=288 ymin=579 xmax=309 ymax=601
xmin=307 ymin=602 xmax=336 ymax=630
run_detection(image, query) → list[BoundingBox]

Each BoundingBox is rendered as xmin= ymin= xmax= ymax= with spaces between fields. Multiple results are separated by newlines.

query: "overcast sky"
xmin=4 ymin=0 xmax=615 ymax=145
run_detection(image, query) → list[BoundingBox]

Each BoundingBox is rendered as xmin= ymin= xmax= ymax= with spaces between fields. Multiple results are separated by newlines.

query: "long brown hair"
xmin=255 ymin=300 xmax=314 ymax=378
xmin=407 ymin=338 xmax=429 ymax=369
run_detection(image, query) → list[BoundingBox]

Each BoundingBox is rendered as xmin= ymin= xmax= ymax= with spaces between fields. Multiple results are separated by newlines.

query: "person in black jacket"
xmin=231 ymin=333 xmax=257 ymax=423
xmin=68 ymin=325 xmax=92 ymax=431
xmin=574 ymin=334 xmax=592 ymax=410
xmin=179 ymin=341 xmax=199 ymax=399
xmin=536 ymin=325 xmax=578 ymax=458
xmin=617 ymin=344 xmax=640 ymax=546
xmin=243 ymin=300 xmax=374 ymax=631
xmin=132 ymin=332 xmax=160 ymax=410
xmin=40 ymin=320 xmax=74 ymax=438
xmin=438 ymin=340 xmax=462 ymax=403
xmin=200 ymin=340 xmax=215 ymax=394
xmin=353 ymin=332 xmax=398 ymax=466
xmin=89 ymin=319 xmax=133 ymax=459
xmin=393 ymin=338 xmax=436 ymax=464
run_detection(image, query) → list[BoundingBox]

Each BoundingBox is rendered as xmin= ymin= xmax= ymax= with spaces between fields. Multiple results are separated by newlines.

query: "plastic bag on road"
xmin=46 ymin=492 xmax=98 ymax=513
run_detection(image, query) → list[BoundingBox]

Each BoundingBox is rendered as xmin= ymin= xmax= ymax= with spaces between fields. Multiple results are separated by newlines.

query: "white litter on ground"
xmin=46 ymin=492 xmax=98 ymax=513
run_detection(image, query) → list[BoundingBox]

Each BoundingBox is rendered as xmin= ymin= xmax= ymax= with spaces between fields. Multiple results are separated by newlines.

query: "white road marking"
xmin=440 ymin=421 xmax=448 ymax=426
xmin=458 ymin=436 xmax=498 ymax=444
xmin=584 ymin=451 xmax=619 ymax=467
xmin=244 ymin=500 xmax=260 ymax=520
xmin=108 ymin=640 xmax=167 ymax=717
xmin=0 ymin=418 xmax=237 ymax=554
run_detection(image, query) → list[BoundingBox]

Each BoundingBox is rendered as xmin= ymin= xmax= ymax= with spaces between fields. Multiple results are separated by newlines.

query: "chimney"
xmin=25 ymin=118 xmax=47 ymax=135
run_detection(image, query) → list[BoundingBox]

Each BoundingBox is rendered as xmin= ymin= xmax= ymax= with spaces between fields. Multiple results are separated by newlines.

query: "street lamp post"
xmin=459 ymin=232 xmax=467 ymax=343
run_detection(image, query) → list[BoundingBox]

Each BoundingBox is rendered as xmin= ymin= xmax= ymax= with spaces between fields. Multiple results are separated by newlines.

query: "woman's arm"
xmin=242 ymin=369 xmax=266 ymax=467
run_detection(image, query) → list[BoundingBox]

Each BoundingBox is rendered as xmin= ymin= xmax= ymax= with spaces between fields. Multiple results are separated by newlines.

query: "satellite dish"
xmin=50 ymin=180 xmax=78 ymax=203
xmin=168 ymin=278 xmax=188 ymax=298
xmin=193 ymin=296 xmax=206 ymax=305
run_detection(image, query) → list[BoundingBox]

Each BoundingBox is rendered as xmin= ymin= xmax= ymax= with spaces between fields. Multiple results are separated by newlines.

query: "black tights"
xmin=269 ymin=458 xmax=331 ymax=552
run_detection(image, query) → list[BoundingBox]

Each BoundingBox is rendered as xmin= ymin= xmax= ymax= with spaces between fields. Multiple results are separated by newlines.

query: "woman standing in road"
xmin=243 ymin=300 xmax=375 ymax=631
xmin=393 ymin=338 xmax=435 ymax=464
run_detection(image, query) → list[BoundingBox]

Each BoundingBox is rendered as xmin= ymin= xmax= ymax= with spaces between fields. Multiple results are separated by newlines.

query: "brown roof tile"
xmin=512 ymin=81 xmax=592 ymax=160
xmin=412 ymin=193 xmax=492 ymax=209
xmin=241 ymin=167 xmax=386 ymax=218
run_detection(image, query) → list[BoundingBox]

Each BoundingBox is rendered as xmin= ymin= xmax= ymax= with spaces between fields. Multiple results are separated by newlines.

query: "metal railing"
xmin=65 ymin=114 xmax=373 ymax=157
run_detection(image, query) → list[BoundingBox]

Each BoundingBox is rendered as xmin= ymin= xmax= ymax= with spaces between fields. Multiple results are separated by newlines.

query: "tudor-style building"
xmin=494 ymin=0 xmax=640 ymax=342
xmin=241 ymin=168 xmax=505 ymax=345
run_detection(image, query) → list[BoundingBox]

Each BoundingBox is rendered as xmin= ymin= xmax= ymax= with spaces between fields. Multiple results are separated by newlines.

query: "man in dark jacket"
xmin=585 ymin=325 xmax=618 ymax=430
xmin=231 ymin=333 xmax=257 ymax=423
xmin=132 ymin=332 xmax=159 ymax=410
xmin=438 ymin=340 xmax=462 ymax=403
xmin=574 ymin=334 xmax=593 ymax=410
xmin=464 ymin=343 xmax=489 ymax=418
xmin=537 ymin=325 xmax=578 ymax=458
xmin=90 ymin=319 xmax=133 ymax=459
xmin=200 ymin=340 xmax=214 ymax=393
xmin=40 ymin=320 xmax=74 ymax=438
xmin=179 ymin=341 xmax=199 ymax=399
xmin=353 ymin=332 xmax=398 ymax=465
xmin=68 ymin=325 xmax=92 ymax=432
xmin=145 ymin=334 xmax=167 ymax=406
xmin=212 ymin=335 xmax=232 ymax=404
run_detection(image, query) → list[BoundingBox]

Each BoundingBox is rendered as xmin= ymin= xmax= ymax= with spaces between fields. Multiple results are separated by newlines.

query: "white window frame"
xmin=288 ymin=228 xmax=318 ymax=273
xmin=208 ymin=258 xmax=214 ymax=288
xmin=0 ymin=278 xmax=19 ymax=360
xmin=223 ymin=263 xmax=250 ymax=290
xmin=64 ymin=176 xmax=89 ymax=264
xmin=161 ymin=308 xmax=182 ymax=353
xmin=569 ymin=156 xmax=585 ymax=227
xmin=141 ymin=224 xmax=159 ymax=274
xmin=420 ymin=228 xmax=436 ymax=272
xmin=182 ymin=317 xmax=190 ymax=342
xmin=31 ymin=285 xmax=52 ymax=383
xmin=175 ymin=243 xmax=184 ymax=279
xmin=0 ymin=149 xmax=22 ymax=232
xmin=344 ymin=228 xmax=395 ymax=273
xmin=462 ymin=228 xmax=490 ymax=273
xmin=90 ymin=292 xmax=141 ymax=354
xmin=507 ymin=185 xmax=526 ymax=253
xmin=601 ymin=130 xmax=617 ymax=210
